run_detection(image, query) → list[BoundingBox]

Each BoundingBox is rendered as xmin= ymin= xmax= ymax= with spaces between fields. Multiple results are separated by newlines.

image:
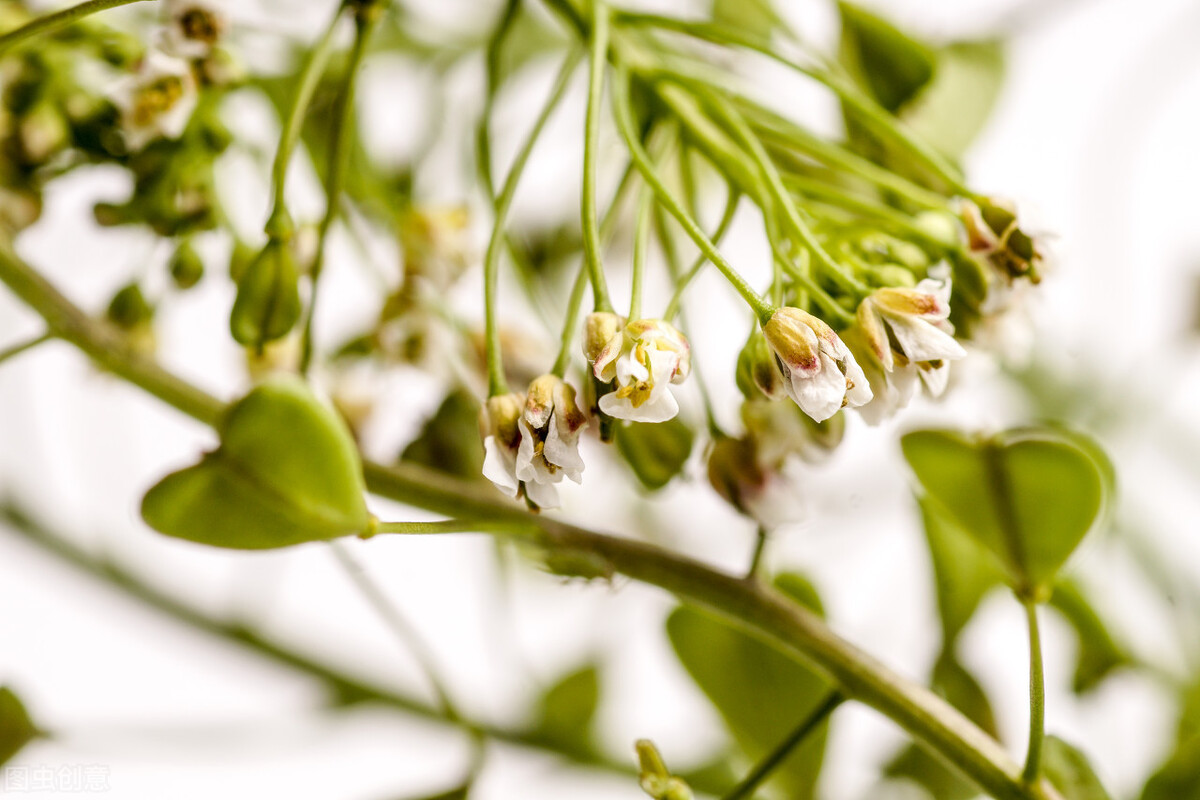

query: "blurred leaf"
xmin=921 ymin=495 xmax=1003 ymax=646
xmin=901 ymin=39 xmax=1005 ymax=161
xmin=885 ymin=656 xmax=998 ymax=800
xmin=667 ymin=574 xmax=832 ymax=800
xmin=141 ymin=378 xmax=370 ymax=549
xmin=712 ymin=0 xmax=785 ymax=42
xmin=615 ymin=417 xmax=695 ymax=491
xmin=0 ymin=687 xmax=38 ymax=767
xmin=1140 ymin=676 xmax=1200 ymax=800
xmin=1048 ymin=581 xmax=1131 ymax=694
xmin=401 ymin=389 xmax=483 ymax=479
xmin=527 ymin=664 xmax=600 ymax=757
xmin=838 ymin=2 xmax=936 ymax=113
xmin=901 ymin=428 xmax=1109 ymax=596
xmin=1043 ymin=736 xmax=1113 ymax=800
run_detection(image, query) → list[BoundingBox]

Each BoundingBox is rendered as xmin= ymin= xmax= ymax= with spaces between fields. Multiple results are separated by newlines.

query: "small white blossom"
xmin=112 ymin=50 xmax=198 ymax=150
xmin=856 ymin=265 xmax=967 ymax=377
xmin=515 ymin=374 xmax=588 ymax=500
xmin=761 ymin=307 xmax=871 ymax=423
xmin=597 ymin=319 xmax=690 ymax=423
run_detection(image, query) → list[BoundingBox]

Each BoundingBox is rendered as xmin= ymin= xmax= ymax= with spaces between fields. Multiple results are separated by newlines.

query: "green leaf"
xmin=615 ymin=417 xmax=694 ymax=491
xmin=0 ymin=687 xmax=38 ymax=767
xmin=885 ymin=657 xmax=998 ymax=800
xmin=401 ymin=389 xmax=483 ymax=480
xmin=712 ymin=0 xmax=785 ymax=42
xmin=901 ymin=39 xmax=1005 ymax=161
xmin=230 ymin=239 xmax=301 ymax=348
xmin=667 ymin=574 xmax=832 ymax=800
xmin=1043 ymin=736 xmax=1113 ymax=800
xmin=920 ymin=495 xmax=1003 ymax=646
xmin=1048 ymin=581 xmax=1130 ymax=694
xmin=141 ymin=377 xmax=370 ymax=549
xmin=527 ymin=664 xmax=600 ymax=757
xmin=901 ymin=428 xmax=1109 ymax=597
xmin=838 ymin=2 xmax=936 ymax=113
xmin=1141 ymin=736 xmax=1200 ymax=800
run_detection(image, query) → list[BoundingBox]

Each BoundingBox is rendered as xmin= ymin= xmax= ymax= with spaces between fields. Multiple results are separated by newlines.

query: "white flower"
xmin=597 ymin=319 xmax=691 ymax=423
xmin=480 ymin=392 xmax=559 ymax=506
xmin=856 ymin=264 xmax=967 ymax=377
xmin=583 ymin=311 xmax=626 ymax=382
xmin=160 ymin=1 xmax=225 ymax=59
xmin=112 ymin=50 xmax=198 ymax=150
xmin=761 ymin=307 xmax=871 ymax=423
xmin=515 ymin=374 xmax=588 ymax=496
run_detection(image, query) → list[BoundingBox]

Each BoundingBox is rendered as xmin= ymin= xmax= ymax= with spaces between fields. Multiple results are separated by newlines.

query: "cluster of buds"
xmin=959 ymin=196 xmax=1046 ymax=284
xmin=479 ymin=375 xmax=588 ymax=510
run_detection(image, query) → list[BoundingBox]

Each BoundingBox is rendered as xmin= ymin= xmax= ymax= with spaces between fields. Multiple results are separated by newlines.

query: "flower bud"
xmin=762 ymin=308 xmax=870 ymax=422
xmin=230 ymin=238 xmax=302 ymax=349
xmin=735 ymin=327 xmax=784 ymax=399
xmin=707 ymin=435 xmax=766 ymax=519
xmin=480 ymin=393 xmax=523 ymax=452
xmin=169 ymin=239 xmax=205 ymax=289
xmin=583 ymin=311 xmax=625 ymax=381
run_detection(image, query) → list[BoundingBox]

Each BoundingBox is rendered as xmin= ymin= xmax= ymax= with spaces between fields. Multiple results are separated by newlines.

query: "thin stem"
xmin=0 ymin=330 xmax=53 ymax=366
xmin=0 ymin=241 xmax=1066 ymax=800
xmin=746 ymin=525 xmax=769 ymax=581
xmin=373 ymin=519 xmax=527 ymax=536
xmin=269 ymin=3 xmax=347 ymax=227
xmin=629 ymin=186 xmax=653 ymax=320
xmin=1022 ymin=599 xmax=1046 ymax=785
xmin=662 ymin=188 xmax=738 ymax=322
xmin=551 ymin=264 xmax=590 ymax=377
xmin=721 ymin=691 xmax=844 ymax=800
xmin=329 ymin=541 xmax=462 ymax=721
xmin=476 ymin=0 xmax=522 ymax=199
xmin=300 ymin=5 xmax=378 ymax=375
xmin=483 ymin=50 xmax=581 ymax=396
xmin=582 ymin=0 xmax=614 ymax=312
xmin=611 ymin=65 xmax=773 ymax=324
xmin=0 ymin=0 xmax=152 ymax=54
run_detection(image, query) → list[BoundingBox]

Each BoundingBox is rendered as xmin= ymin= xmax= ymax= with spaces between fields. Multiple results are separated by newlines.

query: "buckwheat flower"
xmin=597 ymin=319 xmax=690 ymax=424
xmin=161 ymin=1 xmax=225 ymax=59
xmin=761 ymin=308 xmax=871 ymax=423
xmin=113 ymin=50 xmax=198 ymax=150
xmin=515 ymin=374 xmax=588 ymax=494
xmin=856 ymin=264 xmax=967 ymax=377
xmin=583 ymin=311 xmax=626 ymax=382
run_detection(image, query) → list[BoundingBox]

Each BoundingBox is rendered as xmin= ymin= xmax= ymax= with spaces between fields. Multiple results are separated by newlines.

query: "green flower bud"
xmin=169 ymin=239 xmax=205 ymax=289
xmin=229 ymin=238 xmax=301 ymax=349
xmin=735 ymin=327 xmax=784 ymax=399
xmin=106 ymin=282 xmax=154 ymax=330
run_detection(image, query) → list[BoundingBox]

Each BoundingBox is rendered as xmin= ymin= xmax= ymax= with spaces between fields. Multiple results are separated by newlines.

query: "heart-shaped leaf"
xmin=0 ymin=687 xmax=38 ymax=767
xmin=901 ymin=428 xmax=1109 ymax=597
xmin=615 ymin=417 xmax=695 ymax=491
xmin=667 ymin=573 xmax=832 ymax=800
xmin=527 ymin=664 xmax=600 ymax=759
xmin=141 ymin=378 xmax=370 ymax=549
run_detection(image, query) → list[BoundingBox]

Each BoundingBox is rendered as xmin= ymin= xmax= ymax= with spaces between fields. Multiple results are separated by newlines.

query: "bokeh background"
xmin=2 ymin=0 xmax=1200 ymax=797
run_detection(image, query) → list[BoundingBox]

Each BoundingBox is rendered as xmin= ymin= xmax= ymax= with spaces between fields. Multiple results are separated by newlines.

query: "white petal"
xmin=615 ymin=351 xmax=648 ymax=384
xmin=645 ymin=346 xmax=679 ymax=386
xmin=842 ymin=353 xmax=873 ymax=407
xmin=744 ymin=474 xmax=806 ymax=528
xmin=482 ymin=436 xmax=519 ymax=496
xmin=919 ymin=362 xmax=951 ymax=397
xmin=884 ymin=315 xmax=967 ymax=363
xmin=599 ymin=388 xmax=679 ymax=423
xmin=523 ymin=479 xmax=560 ymax=509
xmin=785 ymin=353 xmax=845 ymax=422
xmin=544 ymin=414 xmax=586 ymax=479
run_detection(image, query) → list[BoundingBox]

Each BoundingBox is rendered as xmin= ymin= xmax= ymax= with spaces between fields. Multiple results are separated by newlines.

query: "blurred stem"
xmin=745 ymin=526 xmax=769 ymax=581
xmin=551 ymin=265 xmax=589 ymax=378
xmin=0 ymin=240 xmax=1065 ymax=800
xmin=611 ymin=65 xmax=773 ymax=325
xmin=0 ymin=330 xmax=52 ymax=366
xmin=661 ymin=190 xmax=737 ymax=322
xmin=1022 ymin=598 xmax=1046 ymax=785
xmin=0 ymin=0 xmax=152 ymax=54
xmin=483 ymin=49 xmax=581 ymax=396
xmin=581 ymin=0 xmax=614 ymax=313
xmin=628 ymin=187 xmax=653 ymax=320
xmin=300 ymin=4 xmax=379 ymax=375
xmin=721 ymin=691 xmax=844 ymax=800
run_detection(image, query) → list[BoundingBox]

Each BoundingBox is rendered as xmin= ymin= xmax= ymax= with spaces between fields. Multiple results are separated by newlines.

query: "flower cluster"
xmin=591 ymin=317 xmax=691 ymax=424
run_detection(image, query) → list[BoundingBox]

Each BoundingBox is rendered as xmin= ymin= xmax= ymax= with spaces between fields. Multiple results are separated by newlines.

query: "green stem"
xmin=611 ymin=66 xmax=773 ymax=325
xmin=721 ymin=691 xmax=844 ymax=800
xmin=629 ymin=186 xmax=653 ymax=320
xmin=662 ymin=188 xmax=738 ymax=322
xmin=0 ymin=330 xmax=52 ymax=366
xmin=300 ymin=5 xmax=378 ymax=375
xmin=269 ymin=3 xmax=347 ymax=226
xmin=483 ymin=50 xmax=581 ymax=396
xmin=745 ymin=525 xmax=769 ymax=581
xmin=373 ymin=519 xmax=527 ymax=536
xmin=551 ymin=264 xmax=590 ymax=377
xmin=582 ymin=0 xmax=615 ymax=313
xmin=0 ymin=0 xmax=152 ymax=54
xmin=0 ymin=241 xmax=1065 ymax=800
xmin=614 ymin=12 xmax=971 ymax=197
xmin=1022 ymin=599 xmax=1045 ymax=785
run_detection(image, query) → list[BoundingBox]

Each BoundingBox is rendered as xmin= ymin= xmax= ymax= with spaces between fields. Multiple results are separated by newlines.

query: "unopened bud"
xmin=583 ymin=311 xmax=625 ymax=381
xmin=736 ymin=327 xmax=784 ymax=399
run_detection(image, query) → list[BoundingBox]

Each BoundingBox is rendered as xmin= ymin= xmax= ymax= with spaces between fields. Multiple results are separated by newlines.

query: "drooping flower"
xmin=761 ymin=308 xmax=871 ymax=423
xmin=515 ymin=374 xmax=588 ymax=498
xmin=112 ymin=50 xmax=198 ymax=150
xmin=480 ymin=392 xmax=555 ymax=509
xmin=597 ymin=319 xmax=691 ymax=423
xmin=707 ymin=434 xmax=805 ymax=529
xmin=958 ymin=197 xmax=1046 ymax=283
xmin=856 ymin=265 xmax=967 ymax=379
xmin=583 ymin=311 xmax=626 ymax=382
